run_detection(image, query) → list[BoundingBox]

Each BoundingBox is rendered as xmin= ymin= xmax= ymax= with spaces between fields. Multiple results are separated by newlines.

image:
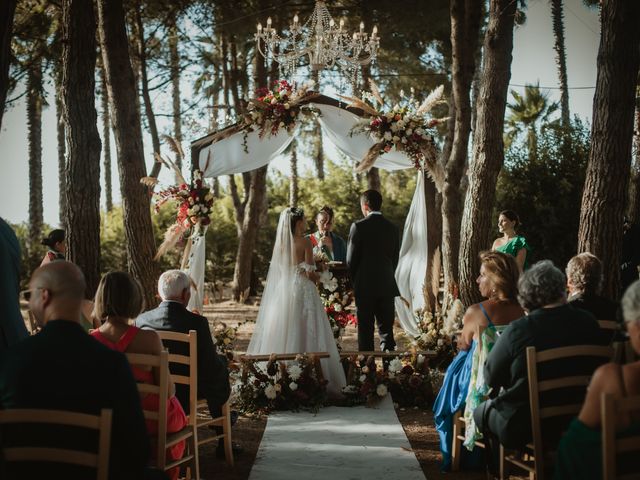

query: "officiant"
xmin=308 ymin=206 xmax=347 ymax=263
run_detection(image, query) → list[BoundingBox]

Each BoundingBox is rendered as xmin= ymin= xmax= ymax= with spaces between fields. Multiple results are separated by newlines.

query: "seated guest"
xmin=473 ymin=260 xmax=605 ymax=468
xmin=0 ymin=262 xmax=156 ymax=480
xmin=566 ymin=252 xmax=619 ymax=341
xmin=136 ymin=270 xmax=232 ymax=458
xmin=91 ymin=272 xmax=187 ymax=478
xmin=555 ymin=279 xmax=640 ymax=479
xmin=433 ymin=251 xmax=523 ymax=471
xmin=0 ymin=217 xmax=29 ymax=350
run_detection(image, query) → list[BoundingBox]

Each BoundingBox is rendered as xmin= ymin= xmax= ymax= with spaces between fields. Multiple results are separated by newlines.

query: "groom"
xmin=347 ymin=190 xmax=400 ymax=354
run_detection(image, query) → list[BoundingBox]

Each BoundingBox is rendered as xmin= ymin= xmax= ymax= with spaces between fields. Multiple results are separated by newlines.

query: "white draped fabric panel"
xmin=394 ymin=170 xmax=428 ymax=337
xmin=197 ymin=104 xmax=414 ymax=177
xmin=194 ymin=101 xmax=427 ymax=336
xmin=185 ymin=224 xmax=208 ymax=313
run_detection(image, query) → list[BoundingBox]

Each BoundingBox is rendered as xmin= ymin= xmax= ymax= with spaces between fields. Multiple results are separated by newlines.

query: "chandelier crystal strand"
xmin=255 ymin=0 xmax=379 ymax=81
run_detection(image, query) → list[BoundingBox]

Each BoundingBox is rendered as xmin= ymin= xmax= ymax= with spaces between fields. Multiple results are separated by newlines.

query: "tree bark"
xmin=441 ymin=0 xmax=482 ymax=291
xmin=168 ymin=11 xmax=182 ymax=175
xmin=133 ymin=1 xmax=161 ymax=178
xmin=578 ymin=0 xmax=640 ymax=299
xmin=100 ymin=63 xmax=113 ymax=212
xmin=97 ymin=0 xmax=159 ymax=307
xmin=550 ymin=0 xmax=570 ymax=127
xmin=61 ymin=0 xmax=102 ymax=297
xmin=27 ymin=55 xmax=43 ymax=271
xmin=458 ymin=0 xmax=517 ymax=306
xmin=0 ymin=0 xmax=16 ymax=131
xmin=55 ymin=70 xmax=67 ymax=226
xmin=290 ymin=139 xmax=299 ymax=206
xmin=313 ymin=118 xmax=325 ymax=180
xmin=629 ymin=104 xmax=640 ymax=224
xmin=366 ymin=167 xmax=381 ymax=191
xmin=425 ymin=174 xmax=442 ymax=311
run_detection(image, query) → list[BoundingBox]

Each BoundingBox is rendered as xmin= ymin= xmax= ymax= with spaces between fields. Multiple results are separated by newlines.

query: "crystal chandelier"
xmin=255 ymin=0 xmax=379 ymax=79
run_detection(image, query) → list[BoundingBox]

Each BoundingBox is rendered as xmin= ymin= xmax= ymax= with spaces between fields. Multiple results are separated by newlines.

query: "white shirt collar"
xmin=367 ymin=211 xmax=382 ymax=216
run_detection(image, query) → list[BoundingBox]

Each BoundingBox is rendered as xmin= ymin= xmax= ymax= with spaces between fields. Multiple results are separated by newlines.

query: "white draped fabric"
xmin=197 ymin=104 xmax=413 ymax=177
xmin=394 ymin=170 xmax=428 ymax=336
xmin=185 ymin=224 xmax=208 ymax=313
xmin=192 ymin=99 xmax=428 ymax=338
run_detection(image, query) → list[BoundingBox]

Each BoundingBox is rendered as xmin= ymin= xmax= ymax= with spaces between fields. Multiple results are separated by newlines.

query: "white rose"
xmin=279 ymin=121 xmax=285 ymax=127
xmin=359 ymin=375 xmax=366 ymax=382
xmin=437 ymin=339 xmax=444 ymax=347
xmin=334 ymin=304 xmax=342 ymax=312
xmin=390 ymin=123 xmax=398 ymax=132
xmin=383 ymin=131 xmax=393 ymax=141
xmin=396 ymin=120 xmax=405 ymax=129
xmin=284 ymin=103 xmax=290 ymax=109
xmin=189 ymin=197 xmax=194 ymax=205
xmin=270 ymin=98 xmax=277 ymax=104
xmin=288 ymin=365 xmax=302 ymax=381
xmin=289 ymin=382 xmax=298 ymax=391
xmin=376 ymin=384 xmax=388 ymax=397
xmin=342 ymin=385 xmax=357 ymax=394
xmin=274 ymin=383 xmax=282 ymax=392
xmin=264 ymin=384 xmax=277 ymax=399
xmin=389 ymin=358 xmax=403 ymax=373
xmin=401 ymin=137 xmax=407 ymax=144
xmin=416 ymin=128 xmax=424 ymax=135
xmin=392 ymin=136 xmax=400 ymax=143
xmin=406 ymin=128 xmax=413 ymax=135
xmin=192 ymin=204 xmax=200 ymax=212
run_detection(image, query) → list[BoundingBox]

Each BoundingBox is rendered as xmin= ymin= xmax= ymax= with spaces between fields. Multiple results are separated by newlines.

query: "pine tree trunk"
xmin=441 ymin=0 xmax=482 ymax=291
xmin=100 ymin=63 xmax=113 ymax=212
xmin=290 ymin=140 xmax=299 ymax=206
xmin=61 ymin=0 xmax=102 ymax=297
xmin=221 ymin=35 xmax=230 ymax=108
xmin=168 ymin=12 xmax=182 ymax=175
xmin=577 ymin=0 xmax=640 ymax=299
xmin=367 ymin=167 xmax=381 ymax=191
xmin=313 ymin=118 xmax=324 ymax=180
xmin=133 ymin=2 xmax=161 ymax=178
xmin=55 ymin=70 xmax=67 ymax=226
xmin=97 ymin=0 xmax=159 ymax=307
xmin=458 ymin=0 xmax=517 ymax=306
xmin=550 ymin=0 xmax=570 ymax=127
xmin=27 ymin=56 xmax=43 ymax=271
xmin=0 ymin=0 xmax=16 ymax=131
xmin=425 ymin=175 xmax=442 ymax=311
xmin=629 ymin=105 xmax=640 ymax=224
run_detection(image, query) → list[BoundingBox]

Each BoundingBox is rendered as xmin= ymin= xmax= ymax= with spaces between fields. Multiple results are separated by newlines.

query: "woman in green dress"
xmin=491 ymin=210 xmax=531 ymax=272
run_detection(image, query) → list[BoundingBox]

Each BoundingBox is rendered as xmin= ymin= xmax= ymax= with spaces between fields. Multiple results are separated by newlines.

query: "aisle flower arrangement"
xmin=213 ymin=321 xmax=243 ymax=361
xmin=345 ymin=80 xmax=446 ymax=171
xmin=236 ymin=354 xmax=328 ymax=414
xmin=245 ymin=80 xmax=314 ymax=138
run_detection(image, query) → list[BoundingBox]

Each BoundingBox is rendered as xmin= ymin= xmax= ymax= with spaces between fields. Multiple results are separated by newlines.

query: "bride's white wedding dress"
xmin=247 ymin=209 xmax=346 ymax=397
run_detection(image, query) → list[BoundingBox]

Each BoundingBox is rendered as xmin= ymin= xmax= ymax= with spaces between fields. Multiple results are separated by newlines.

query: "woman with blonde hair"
xmin=434 ymin=251 xmax=524 ymax=471
xmin=91 ymin=272 xmax=187 ymax=478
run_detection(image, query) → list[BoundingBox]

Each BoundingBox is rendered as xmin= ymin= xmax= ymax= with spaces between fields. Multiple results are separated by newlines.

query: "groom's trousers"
xmin=356 ymin=295 xmax=396 ymax=353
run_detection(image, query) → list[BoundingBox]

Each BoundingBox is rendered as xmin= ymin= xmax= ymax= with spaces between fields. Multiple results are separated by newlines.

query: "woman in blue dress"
xmin=433 ymin=251 xmax=523 ymax=471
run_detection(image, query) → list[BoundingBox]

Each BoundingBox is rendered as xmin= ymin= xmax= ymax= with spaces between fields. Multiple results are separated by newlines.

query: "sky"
xmin=0 ymin=0 xmax=601 ymax=226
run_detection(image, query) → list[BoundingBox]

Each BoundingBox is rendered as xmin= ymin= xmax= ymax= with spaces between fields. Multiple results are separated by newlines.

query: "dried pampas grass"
xmin=354 ymin=142 xmax=385 ymax=173
xmin=154 ymin=224 xmax=185 ymax=261
xmin=416 ymin=85 xmax=444 ymax=115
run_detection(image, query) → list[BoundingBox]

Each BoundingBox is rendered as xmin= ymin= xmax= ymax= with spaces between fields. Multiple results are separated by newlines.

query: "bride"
xmin=247 ymin=207 xmax=346 ymax=397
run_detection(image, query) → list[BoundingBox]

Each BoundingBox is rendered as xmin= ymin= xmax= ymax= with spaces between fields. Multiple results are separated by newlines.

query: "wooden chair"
xmin=602 ymin=393 xmax=640 ymax=480
xmin=126 ymin=350 xmax=198 ymax=477
xmin=0 ymin=408 xmax=112 ymax=480
xmin=598 ymin=321 xmax=625 ymax=364
xmin=157 ymin=330 xmax=234 ymax=467
xmin=501 ymin=344 xmax=614 ymax=480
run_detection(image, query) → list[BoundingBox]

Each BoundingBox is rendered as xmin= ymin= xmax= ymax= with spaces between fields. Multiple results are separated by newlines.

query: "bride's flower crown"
xmin=289 ymin=207 xmax=304 ymax=217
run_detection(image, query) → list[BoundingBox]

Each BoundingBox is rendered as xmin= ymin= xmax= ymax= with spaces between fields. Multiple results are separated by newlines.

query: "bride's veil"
xmin=247 ymin=208 xmax=297 ymax=354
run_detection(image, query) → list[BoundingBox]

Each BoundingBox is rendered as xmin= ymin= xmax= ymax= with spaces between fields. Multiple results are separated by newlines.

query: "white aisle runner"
xmin=248 ymin=395 xmax=426 ymax=480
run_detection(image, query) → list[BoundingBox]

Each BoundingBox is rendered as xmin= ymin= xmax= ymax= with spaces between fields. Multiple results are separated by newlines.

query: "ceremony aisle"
xmin=248 ymin=395 xmax=425 ymax=480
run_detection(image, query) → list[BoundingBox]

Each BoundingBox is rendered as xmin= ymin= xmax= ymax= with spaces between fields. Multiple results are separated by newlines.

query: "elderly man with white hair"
xmin=136 ymin=270 xmax=233 ymax=457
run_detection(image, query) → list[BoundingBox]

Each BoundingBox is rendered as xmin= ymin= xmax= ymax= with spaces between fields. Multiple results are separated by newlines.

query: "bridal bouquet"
xmin=344 ymin=80 xmax=446 ymax=171
xmin=318 ymin=270 xmax=357 ymax=347
xmin=245 ymin=80 xmax=314 ymax=138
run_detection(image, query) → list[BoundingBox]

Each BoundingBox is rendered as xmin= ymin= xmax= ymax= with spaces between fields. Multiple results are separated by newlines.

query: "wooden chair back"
xmin=602 ymin=393 xmax=640 ymax=480
xmin=0 ymin=408 xmax=112 ymax=480
xmin=525 ymin=344 xmax=614 ymax=479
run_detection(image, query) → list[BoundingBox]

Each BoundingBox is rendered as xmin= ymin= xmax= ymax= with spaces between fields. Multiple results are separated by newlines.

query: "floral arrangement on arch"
xmin=235 ymin=354 xmax=328 ymax=414
xmin=318 ymin=269 xmax=357 ymax=348
xmin=141 ymin=136 xmax=214 ymax=260
xmin=245 ymin=80 xmax=316 ymax=139
xmin=345 ymin=80 xmax=446 ymax=172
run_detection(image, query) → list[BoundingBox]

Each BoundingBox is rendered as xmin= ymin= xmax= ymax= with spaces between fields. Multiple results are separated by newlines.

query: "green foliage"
xmin=496 ymin=118 xmax=591 ymax=269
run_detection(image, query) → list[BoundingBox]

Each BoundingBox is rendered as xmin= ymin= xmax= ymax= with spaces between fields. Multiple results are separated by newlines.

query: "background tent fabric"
xmin=189 ymin=95 xmax=427 ymax=332
xmin=394 ymin=170 xmax=428 ymax=337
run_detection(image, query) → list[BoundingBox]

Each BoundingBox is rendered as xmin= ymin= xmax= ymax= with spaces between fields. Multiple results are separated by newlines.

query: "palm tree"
xmin=0 ymin=0 xmax=17 ymax=130
xmin=505 ymin=82 xmax=559 ymax=161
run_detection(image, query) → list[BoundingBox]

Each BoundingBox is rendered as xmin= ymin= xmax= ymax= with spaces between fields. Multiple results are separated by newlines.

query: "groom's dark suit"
xmin=347 ymin=212 xmax=400 ymax=352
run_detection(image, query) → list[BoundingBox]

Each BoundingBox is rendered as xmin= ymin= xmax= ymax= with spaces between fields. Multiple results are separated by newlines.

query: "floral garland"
xmin=236 ymin=354 xmax=328 ymax=414
xmin=318 ymin=269 xmax=357 ymax=348
xmin=341 ymin=353 xmax=436 ymax=408
xmin=245 ymin=80 xmax=313 ymax=139
xmin=344 ymin=81 xmax=446 ymax=171
xmin=154 ymin=169 xmax=214 ymax=229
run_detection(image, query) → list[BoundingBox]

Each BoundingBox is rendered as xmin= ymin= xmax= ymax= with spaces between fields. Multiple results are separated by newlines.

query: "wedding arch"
xmin=185 ymin=90 xmax=429 ymax=337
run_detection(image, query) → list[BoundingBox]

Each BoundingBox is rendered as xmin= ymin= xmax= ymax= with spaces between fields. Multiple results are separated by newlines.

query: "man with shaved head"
xmin=0 ymin=262 xmax=160 ymax=479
